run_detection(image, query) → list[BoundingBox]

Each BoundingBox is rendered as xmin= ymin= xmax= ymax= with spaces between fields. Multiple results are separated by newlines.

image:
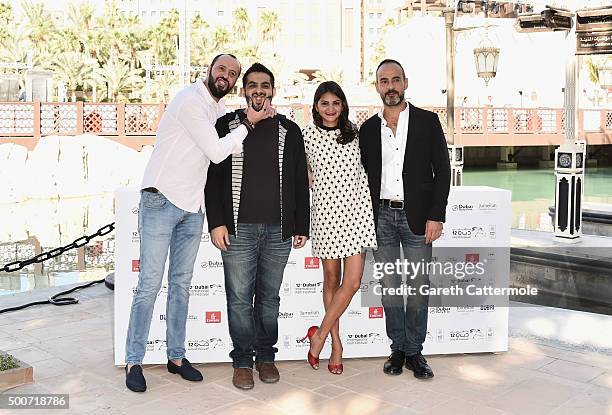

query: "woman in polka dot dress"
xmin=301 ymin=81 xmax=377 ymax=375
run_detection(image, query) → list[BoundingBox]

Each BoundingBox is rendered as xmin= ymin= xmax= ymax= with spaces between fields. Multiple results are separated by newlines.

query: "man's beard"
xmin=246 ymin=94 xmax=272 ymax=111
xmin=381 ymin=90 xmax=404 ymax=106
xmin=207 ymin=74 xmax=231 ymax=99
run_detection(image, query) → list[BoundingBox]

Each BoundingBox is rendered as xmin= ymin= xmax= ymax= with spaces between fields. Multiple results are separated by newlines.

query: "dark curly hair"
xmin=312 ymin=81 xmax=357 ymax=145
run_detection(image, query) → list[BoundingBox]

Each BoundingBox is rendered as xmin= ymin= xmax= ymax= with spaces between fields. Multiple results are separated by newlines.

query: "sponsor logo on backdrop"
xmin=282 ymin=281 xmax=292 ymax=296
xmin=451 ymin=226 xmax=490 ymax=239
xmin=347 ymin=309 xmax=363 ymax=318
xmin=487 ymin=327 xmax=494 ymax=341
xmin=187 ymin=338 xmax=225 ymax=351
xmin=205 ymin=311 xmax=222 ymax=323
xmin=132 ymin=260 xmax=140 ymax=272
xmin=146 ymin=339 xmax=167 ymax=351
xmin=478 ymin=202 xmax=497 ymax=211
xmin=304 ymin=257 xmax=320 ymax=269
xmin=131 ymin=207 xmax=139 ymax=214
xmin=200 ymin=260 xmax=224 ymax=269
xmin=437 ymin=329 xmax=444 ymax=343
xmin=426 ymin=331 xmax=433 ymax=342
xmin=449 ymin=329 xmax=484 ymax=341
xmin=189 ymin=284 xmax=225 ymax=296
xmin=160 ymin=314 xmax=197 ymax=321
xmin=345 ymin=332 xmax=386 ymax=345
xmin=457 ymin=306 xmax=476 ymax=313
xmin=294 ymin=281 xmax=323 ymax=295
xmin=282 ymin=335 xmax=291 ymax=350
xmin=299 ymin=310 xmax=321 ymax=320
xmin=200 ymin=233 xmax=211 ymax=243
xmin=286 ymin=260 xmax=297 ymax=268
xmin=489 ymin=225 xmax=497 ymax=239
xmin=480 ymin=305 xmax=495 ymax=312
xmin=359 ymin=280 xmax=379 ymax=293
xmin=131 ymin=231 xmax=139 ymax=243
xmin=369 ymin=307 xmax=384 ymax=319
xmin=278 ymin=311 xmax=294 ymax=320
xmin=451 ymin=204 xmax=473 ymax=212
xmin=430 ymin=307 xmax=451 ymax=314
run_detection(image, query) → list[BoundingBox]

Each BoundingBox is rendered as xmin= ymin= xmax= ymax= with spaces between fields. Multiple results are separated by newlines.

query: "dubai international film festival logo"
xmin=132 ymin=260 xmax=140 ymax=272
xmin=187 ymin=338 xmax=226 ymax=351
xmin=205 ymin=311 xmax=222 ymax=323
xmin=201 ymin=260 xmax=224 ymax=269
xmin=201 ymin=233 xmax=211 ymax=243
xmin=451 ymin=203 xmax=474 ymax=212
xmin=304 ymin=257 xmax=320 ymax=269
xmin=368 ymin=307 xmax=383 ymax=319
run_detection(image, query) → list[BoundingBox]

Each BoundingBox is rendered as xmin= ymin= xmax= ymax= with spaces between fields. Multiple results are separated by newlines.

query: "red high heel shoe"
xmin=328 ymin=363 xmax=344 ymax=375
xmin=300 ymin=325 xmax=319 ymax=369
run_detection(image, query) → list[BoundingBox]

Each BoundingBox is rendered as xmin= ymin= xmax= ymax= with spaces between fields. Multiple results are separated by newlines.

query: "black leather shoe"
xmin=167 ymin=358 xmax=204 ymax=381
xmin=125 ymin=365 xmax=146 ymax=392
xmin=383 ymin=350 xmax=405 ymax=375
xmin=405 ymin=353 xmax=434 ymax=379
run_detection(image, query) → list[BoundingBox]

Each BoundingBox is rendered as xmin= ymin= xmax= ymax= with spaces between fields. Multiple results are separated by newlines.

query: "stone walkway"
xmin=1 ymin=283 xmax=611 ymax=415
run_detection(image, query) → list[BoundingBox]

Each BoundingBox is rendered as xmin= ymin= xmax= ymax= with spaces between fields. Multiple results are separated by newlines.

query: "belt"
xmin=380 ymin=199 xmax=404 ymax=209
xmin=142 ymin=187 xmax=159 ymax=193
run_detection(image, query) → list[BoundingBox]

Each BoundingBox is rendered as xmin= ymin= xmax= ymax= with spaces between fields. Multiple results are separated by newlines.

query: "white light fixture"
xmin=473 ymin=29 xmax=500 ymax=86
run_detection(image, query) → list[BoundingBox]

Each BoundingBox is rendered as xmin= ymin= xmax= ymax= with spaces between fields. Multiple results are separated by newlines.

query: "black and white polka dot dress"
xmin=303 ymin=124 xmax=377 ymax=260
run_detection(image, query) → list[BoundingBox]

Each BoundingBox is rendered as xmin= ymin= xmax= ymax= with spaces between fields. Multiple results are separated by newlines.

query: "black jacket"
xmin=358 ymin=103 xmax=451 ymax=236
xmin=205 ymin=112 xmax=310 ymax=241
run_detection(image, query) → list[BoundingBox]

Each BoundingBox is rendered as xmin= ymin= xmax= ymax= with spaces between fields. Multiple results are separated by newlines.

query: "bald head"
xmin=207 ymin=54 xmax=241 ymax=99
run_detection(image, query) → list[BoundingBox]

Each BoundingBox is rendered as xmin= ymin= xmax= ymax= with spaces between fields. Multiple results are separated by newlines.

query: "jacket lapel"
xmin=403 ymin=103 xmax=416 ymax=174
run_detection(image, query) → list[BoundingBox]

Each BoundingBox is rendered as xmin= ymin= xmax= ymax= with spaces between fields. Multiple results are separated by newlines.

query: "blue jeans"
xmin=125 ymin=191 xmax=204 ymax=364
xmin=221 ymin=223 xmax=292 ymax=368
xmin=374 ymin=205 xmax=432 ymax=356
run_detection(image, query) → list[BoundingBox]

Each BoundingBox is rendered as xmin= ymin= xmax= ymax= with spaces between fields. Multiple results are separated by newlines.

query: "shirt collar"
xmin=378 ymin=102 xmax=410 ymax=124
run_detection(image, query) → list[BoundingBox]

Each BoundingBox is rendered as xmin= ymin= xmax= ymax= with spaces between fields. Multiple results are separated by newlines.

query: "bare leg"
xmin=321 ymin=259 xmax=342 ymax=370
xmin=310 ymin=253 xmax=365 ymax=358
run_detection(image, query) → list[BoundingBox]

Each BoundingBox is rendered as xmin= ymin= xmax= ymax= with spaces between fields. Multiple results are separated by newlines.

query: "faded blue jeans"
xmin=374 ymin=205 xmax=432 ymax=356
xmin=125 ymin=190 xmax=204 ymax=365
xmin=221 ymin=223 xmax=292 ymax=368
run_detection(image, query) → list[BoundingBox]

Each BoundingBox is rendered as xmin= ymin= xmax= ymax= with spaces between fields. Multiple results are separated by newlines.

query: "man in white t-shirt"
xmin=124 ymin=54 xmax=273 ymax=393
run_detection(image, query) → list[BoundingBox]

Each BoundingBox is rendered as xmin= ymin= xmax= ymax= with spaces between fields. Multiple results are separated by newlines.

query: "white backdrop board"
xmin=114 ymin=186 xmax=511 ymax=364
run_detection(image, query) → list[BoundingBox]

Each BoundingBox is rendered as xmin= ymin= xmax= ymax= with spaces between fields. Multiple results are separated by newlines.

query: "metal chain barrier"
xmin=1 ymin=223 xmax=115 ymax=273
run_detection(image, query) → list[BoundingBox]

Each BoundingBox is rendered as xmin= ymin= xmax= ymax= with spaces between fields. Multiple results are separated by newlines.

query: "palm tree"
xmin=312 ymin=67 xmax=344 ymax=84
xmin=233 ymin=7 xmax=250 ymax=43
xmin=49 ymin=51 xmax=95 ymax=101
xmin=259 ymin=11 xmax=281 ymax=44
xmin=66 ymin=2 xmax=95 ymax=56
xmin=22 ymin=1 xmax=56 ymax=45
xmin=94 ymin=57 xmax=143 ymax=102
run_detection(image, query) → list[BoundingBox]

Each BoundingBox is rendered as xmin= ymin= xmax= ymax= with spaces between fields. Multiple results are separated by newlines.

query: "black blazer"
xmin=358 ymin=103 xmax=451 ymax=236
xmin=205 ymin=113 xmax=310 ymax=241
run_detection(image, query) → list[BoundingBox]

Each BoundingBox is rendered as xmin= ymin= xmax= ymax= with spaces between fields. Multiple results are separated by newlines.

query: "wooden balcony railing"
xmin=0 ymin=102 xmax=610 ymax=150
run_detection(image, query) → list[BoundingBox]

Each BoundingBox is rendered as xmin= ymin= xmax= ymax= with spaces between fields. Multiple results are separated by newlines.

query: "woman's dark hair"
xmin=312 ymin=81 xmax=357 ymax=145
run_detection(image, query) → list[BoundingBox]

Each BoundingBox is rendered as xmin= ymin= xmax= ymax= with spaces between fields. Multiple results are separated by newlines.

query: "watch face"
xmin=558 ymin=153 xmax=572 ymax=168
xmin=576 ymin=153 xmax=583 ymax=168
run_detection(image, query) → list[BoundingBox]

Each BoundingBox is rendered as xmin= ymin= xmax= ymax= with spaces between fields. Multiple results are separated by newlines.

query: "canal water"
xmin=1 ymin=166 xmax=611 ymax=296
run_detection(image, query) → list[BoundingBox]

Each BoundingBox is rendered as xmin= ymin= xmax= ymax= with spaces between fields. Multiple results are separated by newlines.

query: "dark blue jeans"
xmin=374 ymin=205 xmax=432 ymax=356
xmin=221 ymin=223 xmax=292 ymax=368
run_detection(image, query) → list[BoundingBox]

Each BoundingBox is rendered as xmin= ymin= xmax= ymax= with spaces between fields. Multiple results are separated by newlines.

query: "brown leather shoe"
xmin=232 ymin=368 xmax=254 ymax=390
xmin=255 ymin=362 xmax=280 ymax=383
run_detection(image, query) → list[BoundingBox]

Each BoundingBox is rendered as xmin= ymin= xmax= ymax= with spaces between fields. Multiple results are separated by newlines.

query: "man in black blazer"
xmin=205 ymin=63 xmax=309 ymax=390
xmin=359 ymin=59 xmax=450 ymax=379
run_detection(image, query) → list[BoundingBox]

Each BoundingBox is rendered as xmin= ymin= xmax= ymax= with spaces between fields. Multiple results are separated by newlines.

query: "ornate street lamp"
xmin=473 ymin=28 xmax=500 ymax=86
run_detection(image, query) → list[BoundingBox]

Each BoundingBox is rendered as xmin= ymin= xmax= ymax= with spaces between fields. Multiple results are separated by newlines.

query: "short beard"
xmin=207 ymin=74 xmax=230 ymax=99
xmin=382 ymin=91 xmax=404 ymax=107
xmin=246 ymin=95 xmax=272 ymax=111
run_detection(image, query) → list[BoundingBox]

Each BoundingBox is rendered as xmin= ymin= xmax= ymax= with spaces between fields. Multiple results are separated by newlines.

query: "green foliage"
xmin=0 ymin=354 xmax=19 ymax=371
xmin=0 ymin=1 xmax=280 ymax=102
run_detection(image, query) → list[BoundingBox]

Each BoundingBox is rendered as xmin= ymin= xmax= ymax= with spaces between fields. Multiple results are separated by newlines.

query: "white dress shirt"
xmin=379 ymin=104 xmax=410 ymax=201
xmin=141 ymin=79 xmax=248 ymax=213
